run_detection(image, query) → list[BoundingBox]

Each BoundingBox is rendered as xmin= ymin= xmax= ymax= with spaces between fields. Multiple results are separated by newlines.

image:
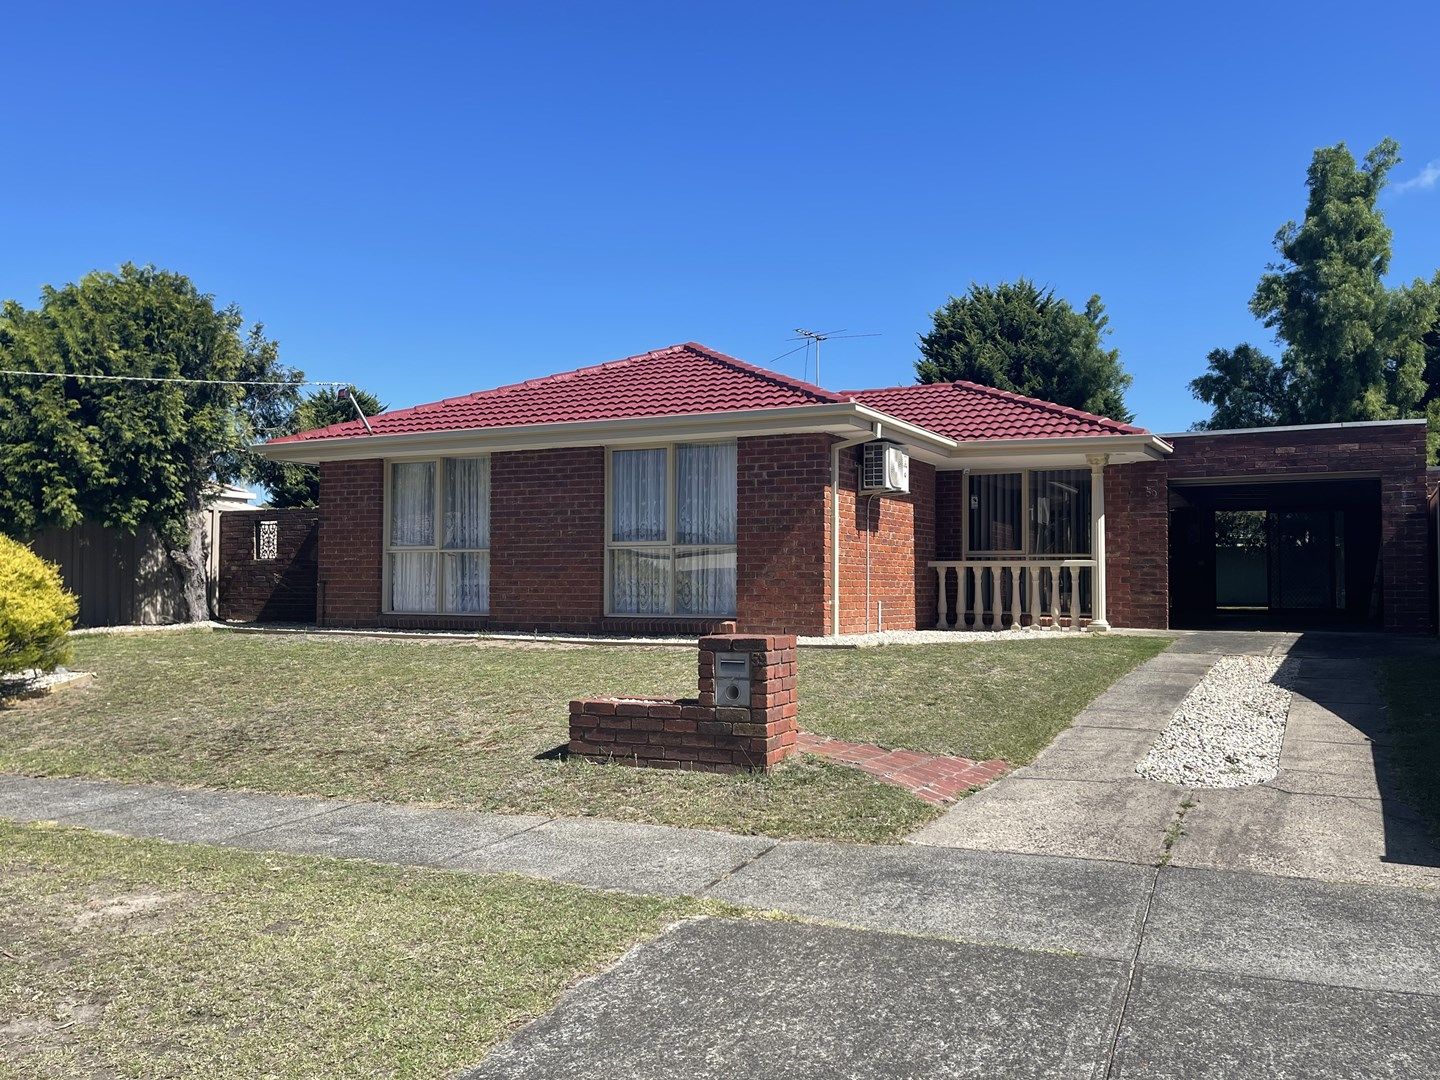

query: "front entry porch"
xmin=930 ymin=558 xmax=1098 ymax=631
xmin=930 ymin=454 xmax=1111 ymax=631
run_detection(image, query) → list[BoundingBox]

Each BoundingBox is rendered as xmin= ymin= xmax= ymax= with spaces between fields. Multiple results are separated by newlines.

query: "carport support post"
xmin=1088 ymin=454 xmax=1110 ymax=631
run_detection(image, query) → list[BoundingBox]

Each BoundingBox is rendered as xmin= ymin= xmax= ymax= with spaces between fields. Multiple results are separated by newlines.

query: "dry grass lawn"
xmin=0 ymin=821 xmax=730 ymax=1079
xmin=0 ymin=629 xmax=1169 ymax=842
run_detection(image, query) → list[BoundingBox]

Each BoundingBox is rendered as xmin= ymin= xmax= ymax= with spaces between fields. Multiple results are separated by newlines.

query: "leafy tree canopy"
xmin=1188 ymin=344 xmax=1287 ymax=430
xmin=1191 ymin=140 xmax=1440 ymax=457
xmin=0 ymin=264 xmax=302 ymax=616
xmin=247 ymin=387 xmax=385 ymax=507
xmin=916 ymin=280 xmax=1134 ymax=423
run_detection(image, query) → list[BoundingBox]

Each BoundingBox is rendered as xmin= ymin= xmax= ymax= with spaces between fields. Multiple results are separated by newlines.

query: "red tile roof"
xmin=268 ymin=341 xmax=1147 ymax=446
xmin=844 ymin=380 xmax=1146 ymax=440
xmin=268 ymin=342 xmax=846 ymax=443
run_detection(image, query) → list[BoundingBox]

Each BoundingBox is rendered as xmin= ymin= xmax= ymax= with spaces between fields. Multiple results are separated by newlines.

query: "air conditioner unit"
xmin=860 ymin=440 xmax=909 ymax=495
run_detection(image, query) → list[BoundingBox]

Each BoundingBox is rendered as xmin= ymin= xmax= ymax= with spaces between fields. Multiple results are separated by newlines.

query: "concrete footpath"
xmin=5 ymin=769 xmax=1440 ymax=1078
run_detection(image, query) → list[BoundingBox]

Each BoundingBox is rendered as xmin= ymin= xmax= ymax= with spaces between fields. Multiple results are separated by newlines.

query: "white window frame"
xmin=964 ymin=468 xmax=1092 ymax=560
xmin=603 ymin=440 xmax=737 ymax=618
xmin=382 ymin=456 xmax=491 ymax=615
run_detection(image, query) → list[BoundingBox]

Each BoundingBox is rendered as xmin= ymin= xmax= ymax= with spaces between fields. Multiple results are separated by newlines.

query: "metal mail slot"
xmin=714 ymin=651 xmax=751 ymax=707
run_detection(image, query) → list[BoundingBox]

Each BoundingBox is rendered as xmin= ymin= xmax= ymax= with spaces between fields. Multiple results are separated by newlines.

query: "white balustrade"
xmin=929 ymin=559 xmax=1096 ymax=631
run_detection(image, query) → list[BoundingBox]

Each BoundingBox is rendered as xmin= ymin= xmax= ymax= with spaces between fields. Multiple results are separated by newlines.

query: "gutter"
xmin=1162 ymin=418 xmax=1427 ymax=439
xmin=831 ymin=423 xmax=881 ymax=637
xmin=950 ymin=432 xmax=1173 ymax=458
xmin=256 ymin=401 xmax=957 ymax=464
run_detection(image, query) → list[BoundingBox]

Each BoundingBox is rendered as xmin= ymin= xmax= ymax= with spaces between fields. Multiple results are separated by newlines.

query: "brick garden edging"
xmin=568 ymin=634 xmax=799 ymax=773
xmin=796 ymin=732 xmax=1009 ymax=805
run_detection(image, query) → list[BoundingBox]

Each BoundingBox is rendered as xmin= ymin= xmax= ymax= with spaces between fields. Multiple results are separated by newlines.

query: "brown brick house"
xmin=257 ymin=343 xmax=1435 ymax=636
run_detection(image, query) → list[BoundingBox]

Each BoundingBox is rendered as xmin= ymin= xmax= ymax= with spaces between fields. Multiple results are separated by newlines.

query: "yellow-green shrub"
xmin=0 ymin=534 xmax=78 ymax=676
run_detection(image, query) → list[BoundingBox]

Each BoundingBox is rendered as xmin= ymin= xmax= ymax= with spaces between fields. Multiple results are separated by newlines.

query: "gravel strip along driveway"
xmin=1136 ymin=655 xmax=1293 ymax=788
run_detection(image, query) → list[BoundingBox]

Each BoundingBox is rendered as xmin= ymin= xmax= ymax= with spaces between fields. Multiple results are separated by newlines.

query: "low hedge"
xmin=0 ymin=534 xmax=78 ymax=676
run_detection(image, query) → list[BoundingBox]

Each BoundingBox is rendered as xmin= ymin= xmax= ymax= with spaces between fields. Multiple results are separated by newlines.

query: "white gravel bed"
xmin=0 ymin=667 xmax=94 ymax=699
xmin=799 ymin=625 xmax=1102 ymax=647
xmin=1136 ymin=655 xmax=1294 ymax=788
xmin=71 ymin=621 xmax=225 ymax=636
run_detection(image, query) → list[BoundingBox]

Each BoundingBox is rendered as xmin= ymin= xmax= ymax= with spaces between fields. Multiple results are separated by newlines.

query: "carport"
xmin=1168 ymin=477 xmax=1381 ymax=629
xmin=1104 ymin=420 xmax=1433 ymax=635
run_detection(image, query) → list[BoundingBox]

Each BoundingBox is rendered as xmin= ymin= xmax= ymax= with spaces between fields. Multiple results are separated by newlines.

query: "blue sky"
xmin=3 ymin=2 xmax=1437 ymax=434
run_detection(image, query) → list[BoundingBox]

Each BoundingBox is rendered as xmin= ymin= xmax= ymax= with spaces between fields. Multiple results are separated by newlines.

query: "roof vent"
xmin=860 ymin=440 xmax=909 ymax=495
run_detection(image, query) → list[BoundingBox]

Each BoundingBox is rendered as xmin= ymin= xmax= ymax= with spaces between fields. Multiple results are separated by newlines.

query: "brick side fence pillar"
xmin=699 ymin=634 xmax=799 ymax=768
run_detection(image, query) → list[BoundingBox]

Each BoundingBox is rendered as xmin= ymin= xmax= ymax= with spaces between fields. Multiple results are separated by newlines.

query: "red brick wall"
xmin=317 ymin=459 xmax=383 ymax=627
xmin=833 ymin=447 xmax=935 ymax=633
xmin=736 ymin=435 xmax=830 ymax=635
xmin=1104 ymin=460 xmax=1169 ymax=629
xmin=1103 ymin=423 xmax=1432 ymax=633
xmin=489 ymin=447 xmax=606 ymax=633
xmin=935 ymin=471 xmax=964 ymax=560
xmin=316 ymin=436 xmax=850 ymax=635
xmin=218 ymin=509 xmax=318 ymax=623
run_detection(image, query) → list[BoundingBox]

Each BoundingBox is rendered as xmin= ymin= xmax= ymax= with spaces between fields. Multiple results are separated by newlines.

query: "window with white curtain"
xmin=386 ymin=457 xmax=490 ymax=613
xmin=608 ymin=442 xmax=736 ymax=616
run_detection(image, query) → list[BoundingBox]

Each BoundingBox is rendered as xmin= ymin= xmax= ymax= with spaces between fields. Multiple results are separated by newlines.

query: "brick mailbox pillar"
xmin=568 ymin=634 xmax=799 ymax=773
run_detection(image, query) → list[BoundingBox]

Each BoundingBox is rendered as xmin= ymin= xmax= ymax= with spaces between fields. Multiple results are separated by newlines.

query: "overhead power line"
xmin=0 ymin=368 xmax=377 ymax=434
xmin=0 ymin=368 xmax=349 ymax=389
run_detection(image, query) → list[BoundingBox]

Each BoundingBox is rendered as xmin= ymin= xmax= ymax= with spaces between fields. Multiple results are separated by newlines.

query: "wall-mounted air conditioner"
xmin=860 ymin=440 xmax=910 ymax=495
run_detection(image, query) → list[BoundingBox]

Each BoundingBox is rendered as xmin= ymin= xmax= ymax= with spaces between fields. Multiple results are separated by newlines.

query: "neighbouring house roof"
xmin=843 ymin=381 xmax=1147 ymax=441
xmin=268 ymin=342 xmax=846 ymax=444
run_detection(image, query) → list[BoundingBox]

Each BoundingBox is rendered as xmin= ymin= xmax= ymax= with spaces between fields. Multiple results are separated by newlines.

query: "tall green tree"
xmin=0 ymin=264 xmax=302 ymax=619
xmin=916 ymin=280 xmax=1134 ymax=422
xmin=1191 ymin=140 xmax=1440 ymax=453
xmin=1189 ymin=344 xmax=1286 ymax=430
xmin=246 ymin=387 xmax=385 ymax=507
xmin=1422 ymin=273 xmax=1440 ymax=462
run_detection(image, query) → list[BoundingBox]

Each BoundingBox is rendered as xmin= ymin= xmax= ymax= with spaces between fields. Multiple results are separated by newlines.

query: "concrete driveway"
xmin=912 ymin=630 xmax=1440 ymax=890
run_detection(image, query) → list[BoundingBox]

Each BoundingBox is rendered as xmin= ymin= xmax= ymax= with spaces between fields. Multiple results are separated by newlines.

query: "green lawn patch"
xmin=1376 ymin=657 xmax=1440 ymax=843
xmin=0 ymin=820 xmax=727 ymax=1079
xmin=0 ymin=630 xmax=1168 ymax=842
xmin=802 ymin=636 xmax=1172 ymax=762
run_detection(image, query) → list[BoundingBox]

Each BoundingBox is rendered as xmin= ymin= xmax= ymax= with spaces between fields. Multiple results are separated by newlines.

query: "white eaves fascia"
xmin=254 ymin=401 xmax=957 ymax=464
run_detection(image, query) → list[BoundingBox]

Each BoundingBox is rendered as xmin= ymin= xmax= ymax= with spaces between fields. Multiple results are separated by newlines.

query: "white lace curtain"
xmin=389 ymin=458 xmax=490 ymax=613
xmin=610 ymin=443 xmax=736 ymax=615
xmin=390 ymin=461 xmax=435 ymax=547
xmin=444 ymin=456 xmax=490 ymax=549
xmin=676 ymin=442 xmax=736 ymax=544
xmin=443 ymin=457 xmax=490 ymax=612
xmin=390 ymin=552 xmax=437 ymax=612
xmin=611 ymin=448 xmax=667 ymax=541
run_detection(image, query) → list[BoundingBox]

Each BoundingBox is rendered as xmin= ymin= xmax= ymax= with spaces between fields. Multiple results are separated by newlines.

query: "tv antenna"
xmin=790 ymin=328 xmax=880 ymax=385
